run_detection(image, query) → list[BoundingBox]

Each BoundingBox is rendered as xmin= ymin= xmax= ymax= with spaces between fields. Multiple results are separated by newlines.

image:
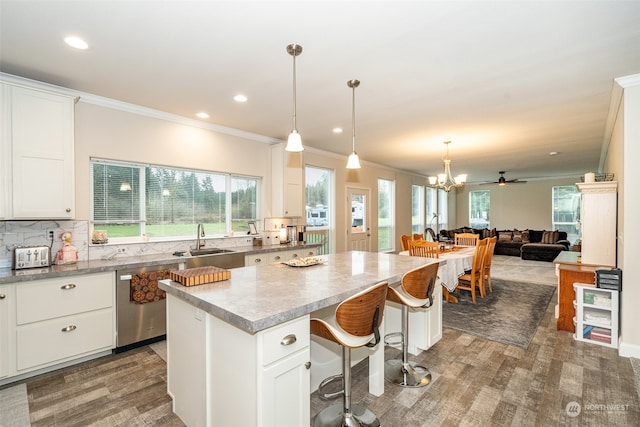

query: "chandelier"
xmin=428 ymin=140 xmax=467 ymax=192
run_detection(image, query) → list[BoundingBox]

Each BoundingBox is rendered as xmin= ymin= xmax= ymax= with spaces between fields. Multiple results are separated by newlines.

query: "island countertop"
xmin=159 ymin=251 xmax=441 ymax=334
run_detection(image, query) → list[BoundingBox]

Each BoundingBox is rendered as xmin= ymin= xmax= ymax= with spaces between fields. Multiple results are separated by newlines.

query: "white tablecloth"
xmin=400 ymin=247 xmax=476 ymax=292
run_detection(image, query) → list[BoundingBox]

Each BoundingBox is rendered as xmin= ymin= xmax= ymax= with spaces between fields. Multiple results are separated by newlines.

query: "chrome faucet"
xmin=196 ymin=223 xmax=206 ymax=250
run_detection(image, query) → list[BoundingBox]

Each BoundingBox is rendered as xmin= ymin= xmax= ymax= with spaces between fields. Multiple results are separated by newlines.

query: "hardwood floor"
xmin=3 ymin=287 xmax=639 ymax=426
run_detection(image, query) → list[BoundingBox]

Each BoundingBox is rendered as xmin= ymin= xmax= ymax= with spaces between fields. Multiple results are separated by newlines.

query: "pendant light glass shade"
xmin=346 ymin=79 xmax=361 ymax=169
xmin=285 ymin=44 xmax=304 ymax=152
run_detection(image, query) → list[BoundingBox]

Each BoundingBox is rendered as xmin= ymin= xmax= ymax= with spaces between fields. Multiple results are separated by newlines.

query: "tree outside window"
xmin=469 ymin=190 xmax=490 ymax=229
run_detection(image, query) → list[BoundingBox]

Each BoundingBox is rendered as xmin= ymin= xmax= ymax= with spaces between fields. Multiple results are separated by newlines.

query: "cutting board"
xmin=170 ymin=266 xmax=231 ymax=287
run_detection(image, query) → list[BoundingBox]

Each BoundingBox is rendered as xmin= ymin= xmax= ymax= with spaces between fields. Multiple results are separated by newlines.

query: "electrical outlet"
xmin=48 ymin=230 xmax=55 ymax=240
xmin=117 ymin=247 xmax=127 ymax=253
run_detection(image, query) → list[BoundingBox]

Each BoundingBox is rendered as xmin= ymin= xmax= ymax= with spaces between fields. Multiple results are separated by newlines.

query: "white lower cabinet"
xmin=0 ymin=284 xmax=14 ymax=379
xmin=167 ymin=294 xmax=311 ymax=427
xmin=2 ymin=272 xmax=115 ymax=382
xmin=245 ymin=247 xmax=319 ymax=266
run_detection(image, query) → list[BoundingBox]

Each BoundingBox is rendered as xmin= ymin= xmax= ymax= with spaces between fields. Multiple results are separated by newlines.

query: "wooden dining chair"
xmin=400 ymin=234 xmax=412 ymax=251
xmin=455 ymin=238 xmax=488 ymax=304
xmin=454 ymin=232 xmax=479 ymax=246
xmin=482 ymin=236 xmax=497 ymax=295
xmin=408 ymin=240 xmax=440 ymax=258
xmin=412 ymin=233 xmax=424 ymax=241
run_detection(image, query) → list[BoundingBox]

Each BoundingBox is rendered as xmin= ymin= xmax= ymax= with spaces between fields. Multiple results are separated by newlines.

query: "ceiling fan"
xmin=481 ymin=171 xmax=527 ymax=186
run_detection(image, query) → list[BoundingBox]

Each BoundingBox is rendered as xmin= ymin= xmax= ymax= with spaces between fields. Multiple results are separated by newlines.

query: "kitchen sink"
xmin=184 ymin=249 xmax=245 ymax=269
xmin=189 ymin=248 xmax=235 ymax=256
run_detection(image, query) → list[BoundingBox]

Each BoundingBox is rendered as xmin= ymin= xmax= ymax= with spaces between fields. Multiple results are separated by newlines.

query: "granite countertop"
xmin=159 ymin=251 xmax=441 ymax=334
xmin=0 ymin=242 xmax=322 ymax=284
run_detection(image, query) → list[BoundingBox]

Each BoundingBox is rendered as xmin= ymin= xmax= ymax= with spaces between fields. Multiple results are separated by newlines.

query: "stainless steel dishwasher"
xmin=116 ymin=263 xmax=180 ymax=352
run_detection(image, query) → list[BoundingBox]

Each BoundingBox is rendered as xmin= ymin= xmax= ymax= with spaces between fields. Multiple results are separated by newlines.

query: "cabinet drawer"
xmin=268 ymin=252 xmax=288 ymax=263
xmin=261 ymin=316 xmax=309 ymax=366
xmin=16 ymin=308 xmax=114 ymax=371
xmin=245 ymin=253 xmax=269 ymax=265
xmin=17 ymin=272 xmax=114 ymax=325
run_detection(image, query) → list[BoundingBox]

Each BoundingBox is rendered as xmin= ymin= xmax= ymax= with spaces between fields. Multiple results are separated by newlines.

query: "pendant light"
xmin=285 ymin=44 xmax=304 ymax=152
xmin=346 ymin=79 xmax=361 ymax=169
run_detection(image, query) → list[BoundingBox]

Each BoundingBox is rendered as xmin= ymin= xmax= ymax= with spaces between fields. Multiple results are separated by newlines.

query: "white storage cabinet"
xmin=576 ymin=181 xmax=617 ymax=267
xmin=245 ymin=247 xmax=318 ymax=266
xmin=167 ymin=295 xmax=311 ymax=426
xmin=0 ymin=81 xmax=75 ymax=219
xmin=573 ymin=282 xmax=619 ymax=348
xmin=271 ymin=144 xmax=303 ymax=217
xmin=14 ymin=272 xmax=115 ymax=373
xmin=0 ymin=284 xmax=14 ymax=379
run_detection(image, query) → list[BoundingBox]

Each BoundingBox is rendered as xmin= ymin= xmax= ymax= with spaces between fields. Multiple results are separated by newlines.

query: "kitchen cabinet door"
xmin=0 ymin=84 xmax=11 ymax=219
xmin=271 ymin=144 xmax=303 ymax=218
xmin=261 ymin=348 xmax=310 ymax=427
xmin=6 ymin=83 xmax=75 ymax=219
xmin=0 ymin=284 xmax=14 ymax=379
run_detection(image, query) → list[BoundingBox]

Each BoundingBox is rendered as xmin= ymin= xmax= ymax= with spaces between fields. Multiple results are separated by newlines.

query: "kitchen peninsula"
xmin=159 ymin=251 xmax=440 ymax=427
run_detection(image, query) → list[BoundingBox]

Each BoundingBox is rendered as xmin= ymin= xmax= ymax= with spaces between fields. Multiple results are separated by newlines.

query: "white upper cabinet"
xmin=1 ymin=81 xmax=75 ymax=219
xmin=271 ymin=143 xmax=303 ymax=218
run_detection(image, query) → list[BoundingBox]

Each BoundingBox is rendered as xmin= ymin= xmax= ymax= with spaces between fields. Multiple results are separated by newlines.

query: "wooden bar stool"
xmin=311 ymin=281 xmax=389 ymax=427
xmin=384 ymin=263 xmax=439 ymax=387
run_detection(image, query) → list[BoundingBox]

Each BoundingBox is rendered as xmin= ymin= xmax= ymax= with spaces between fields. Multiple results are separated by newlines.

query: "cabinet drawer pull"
xmin=61 ymin=283 xmax=77 ymax=290
xmin=280 ymin=334 xmax=297 ymax=346
xmin=273 ymin=255 xmax=281 ymax=261
xmin=254 ymin=258 xmax=262 ymax=263
xmin=305 ymin=361 xmax=311 ymax=370
xmin=61 ymin=325 xmax=77 ymax=332
xmin=66 ymin=208 xmax=71 ymax=213
xmin=0 ymin=294 xmax=6 ymax=299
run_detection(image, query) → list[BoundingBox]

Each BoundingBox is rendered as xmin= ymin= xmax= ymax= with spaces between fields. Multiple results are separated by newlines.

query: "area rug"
xmin=442 ymin=278 xmax=555 ymax=349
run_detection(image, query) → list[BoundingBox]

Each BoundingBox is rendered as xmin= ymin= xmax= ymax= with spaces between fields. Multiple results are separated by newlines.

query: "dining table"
xmin=400 ymin=245 xmax=476 ymax=303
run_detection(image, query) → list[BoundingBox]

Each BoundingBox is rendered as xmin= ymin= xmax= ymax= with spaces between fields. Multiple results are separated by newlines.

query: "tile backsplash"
xmin=0 ymin=220 xmax=254 ymax=269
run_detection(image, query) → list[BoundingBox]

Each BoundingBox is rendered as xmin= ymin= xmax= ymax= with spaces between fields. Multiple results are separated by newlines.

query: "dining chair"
xmin=400 ymin=234 xmax=412 ymax=251
xmin=455 ymin=238 xmax=488 ymax=304
xmin=482 ymin=236 xmax=497 ymax=295
xmin=454 ymin=232 xmax=479 ymax=246
xmin=408 ymin=239 xmax=440 ymax=258
xmin=412 ymin=233 xmax=424 ymax=241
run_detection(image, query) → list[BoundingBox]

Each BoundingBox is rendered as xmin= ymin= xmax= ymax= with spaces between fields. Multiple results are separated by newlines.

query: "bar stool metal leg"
xmin=314 ymin=347 xmax=381 ymax=427
xmin=384 ymin=305 xmax=432 ymax=387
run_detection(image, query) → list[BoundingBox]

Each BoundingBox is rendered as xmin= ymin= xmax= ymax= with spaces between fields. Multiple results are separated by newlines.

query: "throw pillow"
xmin=498 ymin=231 xmax=513 ymax=242
xmin=521 ymin=230 xmax=530 ymax=243
xmin=513 ymin=229 xmax=523 ymax=242
xmin=541 ymin=230 xmax=559 ymax=244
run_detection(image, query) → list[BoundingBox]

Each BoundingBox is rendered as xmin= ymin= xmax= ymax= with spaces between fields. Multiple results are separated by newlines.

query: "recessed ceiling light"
xmin=333 ymin=128 xmax=343 ymax=134
xmin=64 ymin=36 xmax=88 ymax=50
xmin=196 ymin=112 xmax=210 ymax=119
xmin=234 ymin=95 xmax=247 ymax=102
xmin=549 ymin=151 xmax=559 ymax=156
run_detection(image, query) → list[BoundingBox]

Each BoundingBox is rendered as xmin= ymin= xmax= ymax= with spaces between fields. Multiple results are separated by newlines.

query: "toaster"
xmin=13 ymin=246 xmax=51 ymax=270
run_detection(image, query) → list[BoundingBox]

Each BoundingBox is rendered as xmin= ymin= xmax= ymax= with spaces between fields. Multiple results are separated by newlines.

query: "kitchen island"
xmin=159 ymin=251 xmax=440 ymax=427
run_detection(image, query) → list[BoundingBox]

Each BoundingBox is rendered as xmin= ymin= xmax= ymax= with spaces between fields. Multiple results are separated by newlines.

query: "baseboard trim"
xmin=618 ymin=340 xmax=640 ymax=358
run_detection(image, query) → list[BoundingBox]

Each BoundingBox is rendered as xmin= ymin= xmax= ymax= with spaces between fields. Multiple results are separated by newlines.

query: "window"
xmin=378 ymin=178 xmax=394 ymax=252
xmin=411 ymin=185 xmax=425 ymax=235
xmin=552 ymin=185 xmax=580 ymax=244
xmin=91 ymin=159 xmax=259 ymax=242
xmin=436 ymin=188 xmax=448 ymax=231
xmin=305 ymin=166 xmax=332 ymax=254
xmin=469 ymin=190 xmax=490 ymax=229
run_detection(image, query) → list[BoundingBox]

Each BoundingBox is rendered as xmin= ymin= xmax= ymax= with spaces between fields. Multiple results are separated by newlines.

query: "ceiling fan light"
xmin=346 ymin=152 xmax=361 ymax=169
xmin=286 ymin=130 xmax=303 ymax=152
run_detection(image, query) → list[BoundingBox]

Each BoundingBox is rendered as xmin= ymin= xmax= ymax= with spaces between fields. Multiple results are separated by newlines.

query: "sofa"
xmin=438 ymin=227 xmax=570 ymax=261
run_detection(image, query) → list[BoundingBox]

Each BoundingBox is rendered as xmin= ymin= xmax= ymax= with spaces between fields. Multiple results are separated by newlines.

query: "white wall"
xmin=454 ymin=177 xmax=581 ymax=232
xmin=617 ymin=82 xmax=640 ymax=357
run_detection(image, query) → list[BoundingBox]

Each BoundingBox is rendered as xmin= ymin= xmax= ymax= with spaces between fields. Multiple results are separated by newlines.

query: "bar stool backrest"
xmin=336 ymin=281 xmax=388 ymax=338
